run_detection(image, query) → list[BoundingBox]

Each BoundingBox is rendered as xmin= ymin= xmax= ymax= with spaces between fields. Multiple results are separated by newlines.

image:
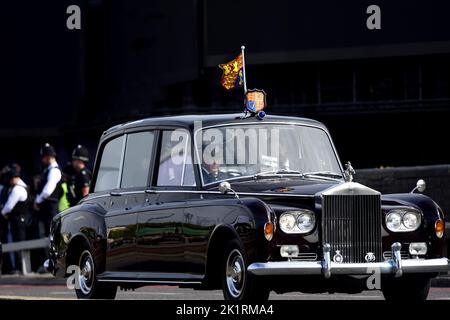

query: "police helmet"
xmin=40 ymin=143 xmax=57 ymax=158
xmin=4 ymin=166 xmax=21 ymax=181
xmin=72 ymin=145 xmax=89 ymax=163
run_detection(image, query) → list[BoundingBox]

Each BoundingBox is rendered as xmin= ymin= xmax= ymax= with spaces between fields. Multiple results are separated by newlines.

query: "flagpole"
xmin=241 ymin=45 xmax=247 ymax=94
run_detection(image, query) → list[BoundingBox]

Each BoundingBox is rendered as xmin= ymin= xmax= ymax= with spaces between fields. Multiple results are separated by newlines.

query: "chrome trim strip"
xmin=391 ymin=242 xmax=403 ymax=277
xmin=291 ymin=253 xmax=318 ymax=261
xmin=86 ymin=189 xmax=315 ymax=201
xmin=97 ymin=279 xmax=201 ymax=285
xmin=382 ymin=250 xmax=410 ymax=260
xmin=150 ymin=189 xmax=314 ymax=199
xmin=180 ymin=132 xmax=190 ymax=186
xmin=83 ymin=194 xmax=110 ymax=201
xmin=110 ymin=190 xmax=146 ymax=195
xmin=86 ymin=190 xmax=146 ymax=201
xmin=96 ymin=271 xmax=203 ymax=285
xmin=198 ymin=190 xmax=314 ymax=198
xmin=322 ymin=243 xmax=331 ymax=279
xmin=117 ymin=134 xmax=128 ymax=189
xmin=193 ymin=121 xmax=345 ymax=188
xmin=322 ymin=181 xmax=380 ymax=196
xmin=247 ymin=258 xmax=449 ymax=276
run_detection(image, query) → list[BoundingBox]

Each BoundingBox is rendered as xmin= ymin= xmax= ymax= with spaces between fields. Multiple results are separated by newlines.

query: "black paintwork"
xmin=0 ymin=240 xmax=2 ymax=275
xmin=48 ymin=114 xmax=446 ymax=290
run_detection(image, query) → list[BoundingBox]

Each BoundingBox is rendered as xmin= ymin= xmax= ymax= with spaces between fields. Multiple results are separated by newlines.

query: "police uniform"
xmin=1 ymin=169 xmax=29 ymax=272
xmin=35 ymin=143 xmax=63 ymax=236
xmin=68 ymin=168 xmax=91 ymax=206
xmin=67 ymin=145 xmax=92 ymax=207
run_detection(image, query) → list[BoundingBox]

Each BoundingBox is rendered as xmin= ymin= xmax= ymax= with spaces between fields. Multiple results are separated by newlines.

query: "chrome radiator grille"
xmin=322 ymin=194 xmax=382 ymax=263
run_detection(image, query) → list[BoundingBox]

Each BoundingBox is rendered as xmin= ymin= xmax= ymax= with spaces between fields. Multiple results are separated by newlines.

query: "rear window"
xmin=94 ymin=135 xmax=125 ymax=192
xmin=121 ymin=131 xmax=155 ymax=188
xmin=157 ymin=130 xmax=196 ymax=187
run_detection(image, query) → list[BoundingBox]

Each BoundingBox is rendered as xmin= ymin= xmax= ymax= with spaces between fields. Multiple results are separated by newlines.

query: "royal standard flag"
xmin=219 ymin=53 xmax=244 ymax=90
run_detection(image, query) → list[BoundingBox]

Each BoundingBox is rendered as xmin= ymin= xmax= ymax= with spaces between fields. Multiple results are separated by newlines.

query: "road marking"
xmin=430 ymin=287 xmax=450 ymax=292
xmin=49 ymin=291 xmax=183 ymax=296
xmin=0 ymin=295 xmax=74 ymax=300
xmin=49 ymin=292 xmax=75 ymax=295
xmin=276 ymin=294 xmax=381 ymax=299
xmin=119 ymin=292 xmax=178 ymax=295
xmin=0 ymin=285 xmax=66 ymax=289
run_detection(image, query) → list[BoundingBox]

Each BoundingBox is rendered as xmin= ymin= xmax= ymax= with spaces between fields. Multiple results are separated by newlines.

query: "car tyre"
xmin=381 ymin=275 xmax=431 ymax=301
xmin=75 ymin=249 xmax=117 ymax=299
xmin=221 ymin=239 xmax=270 ymax=301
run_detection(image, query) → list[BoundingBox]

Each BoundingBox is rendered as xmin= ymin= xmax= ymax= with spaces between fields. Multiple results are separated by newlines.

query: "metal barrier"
xmin=2 ymin=238 xmax=49 ymax=275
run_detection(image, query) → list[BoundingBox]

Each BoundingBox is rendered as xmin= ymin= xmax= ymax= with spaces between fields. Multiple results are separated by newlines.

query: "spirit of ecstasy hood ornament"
xmin=344 ymin=162 xmax=355 ymax=182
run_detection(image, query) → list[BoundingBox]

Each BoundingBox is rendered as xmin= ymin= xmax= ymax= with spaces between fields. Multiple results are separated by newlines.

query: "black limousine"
xmin=46 ymin=114 xmax=449 ymax=300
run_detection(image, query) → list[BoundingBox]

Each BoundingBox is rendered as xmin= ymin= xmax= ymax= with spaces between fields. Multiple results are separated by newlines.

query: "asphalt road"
xmin=0 ymin=284 xmax=449 ymax=300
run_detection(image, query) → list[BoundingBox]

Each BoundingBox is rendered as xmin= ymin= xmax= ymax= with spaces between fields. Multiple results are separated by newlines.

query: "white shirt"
xmin=1 ymin=179 xmax=28 ymax=216
xmin=35 ymin=162 xmax=62 ymax=204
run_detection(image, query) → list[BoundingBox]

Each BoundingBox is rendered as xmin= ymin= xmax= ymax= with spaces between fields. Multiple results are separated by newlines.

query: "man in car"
xmin=202 ymin=161 xmax=230 ymax=184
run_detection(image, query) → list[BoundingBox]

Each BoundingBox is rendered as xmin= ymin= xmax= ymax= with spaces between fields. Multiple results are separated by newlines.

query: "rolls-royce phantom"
xmin=46 ymin=114 xmax=448 ymax=300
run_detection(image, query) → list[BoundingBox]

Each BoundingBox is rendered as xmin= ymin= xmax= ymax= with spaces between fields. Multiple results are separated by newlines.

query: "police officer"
xmin=34 ymin=143 xmax=63 ymax=236
xmin=1 ymin=167 xmax=28 ymax=273
xmin=67 ymin=145 xmax=92 ymax=207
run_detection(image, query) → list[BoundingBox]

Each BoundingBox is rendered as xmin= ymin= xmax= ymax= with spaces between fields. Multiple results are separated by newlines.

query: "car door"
xmin=135 ymin=129 xmax=197 ymax=277
xmin=94 ymin=131 xmax=156 ymax=273
xmin=92 ymin=134 xmax=132 ymax=272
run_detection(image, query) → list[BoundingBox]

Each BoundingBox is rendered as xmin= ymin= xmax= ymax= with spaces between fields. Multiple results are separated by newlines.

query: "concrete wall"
xmin=357 ymin=165 xmax=450 ymax=220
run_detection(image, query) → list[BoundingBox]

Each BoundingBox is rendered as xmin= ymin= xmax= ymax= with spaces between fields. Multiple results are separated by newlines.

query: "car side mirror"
xmin=219 ymin=181 xmax=231 ymax=194
xmin=411 ymin=179 xmax=426 ymax=193
xmin=218 ymin=181 xmax=239 ymax=200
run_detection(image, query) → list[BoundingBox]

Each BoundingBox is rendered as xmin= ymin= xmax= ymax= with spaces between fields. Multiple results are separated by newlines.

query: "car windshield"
xmin=195 ymin=123 xmax=343 ymax=185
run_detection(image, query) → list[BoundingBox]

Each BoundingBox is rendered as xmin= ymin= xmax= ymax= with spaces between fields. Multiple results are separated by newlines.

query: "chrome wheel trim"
xmin=78 ymin=251 xmax=94 ymax=295
xmin=225 ymin=249 xmax=245 ymax=298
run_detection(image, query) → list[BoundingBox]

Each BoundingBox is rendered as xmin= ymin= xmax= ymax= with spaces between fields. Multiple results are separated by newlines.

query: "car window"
xmin=157 ymin=130 xmax=196 ymax=187
xmin=121 ymin=131 xmax=155 ymax=189
xmin=95 ymin=135 xmax=125 ymax=192
xmin=196 ymin=123 xmax=342 ymax=185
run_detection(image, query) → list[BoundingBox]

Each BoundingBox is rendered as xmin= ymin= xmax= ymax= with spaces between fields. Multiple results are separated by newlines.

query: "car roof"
xmin=102 ymin=113 xmax=327 ymax=138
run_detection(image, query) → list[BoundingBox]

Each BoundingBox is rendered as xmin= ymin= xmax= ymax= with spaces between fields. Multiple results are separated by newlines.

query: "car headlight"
xmin=279 ymin=210 xmax=315 ymax=234
xmin=386 ymin=211 xmax=402 ymax=231
xmin=297 ymin=213 xmax=315 ymax=232
xmin=279 ymin=213 xmax=296 ymax=232
xmin=385 ymin=208 xmax=421 ymax=232
xmin=403 ymin=212 xmax=420 ymax=229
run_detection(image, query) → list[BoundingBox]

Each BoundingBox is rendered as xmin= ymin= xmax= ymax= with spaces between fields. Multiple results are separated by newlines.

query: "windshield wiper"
xmin=302 ymin=171 xmax=343 ymax=180
xmin=254 ymin=169 xmax=302 ymax=178
xmin=253 ymin=170 xmax=343 ymax=181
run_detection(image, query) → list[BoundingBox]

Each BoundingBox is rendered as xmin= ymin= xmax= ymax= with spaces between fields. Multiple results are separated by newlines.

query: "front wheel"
xmin=221 ymin=239 xmax=270 ymax=300
xmin=75 ymin=249 xmax=117 ymax=299
xmin=381 ymin=275 xmax=431 ymax=301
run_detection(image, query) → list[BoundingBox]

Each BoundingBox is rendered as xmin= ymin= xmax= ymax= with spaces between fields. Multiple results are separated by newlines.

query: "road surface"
xmin=0 ymin=284 xmax=449 ymax=300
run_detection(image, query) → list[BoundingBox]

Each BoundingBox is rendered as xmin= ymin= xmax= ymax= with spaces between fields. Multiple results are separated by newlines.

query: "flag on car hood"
xmin=218 ymin=53 xmax=244 ymax=90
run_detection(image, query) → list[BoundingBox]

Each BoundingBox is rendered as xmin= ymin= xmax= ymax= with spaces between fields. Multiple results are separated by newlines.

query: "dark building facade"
xmin=3 ymin=0 xmax=450 ymax=175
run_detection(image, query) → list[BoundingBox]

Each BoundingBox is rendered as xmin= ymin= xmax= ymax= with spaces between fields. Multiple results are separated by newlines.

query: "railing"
xmin=1 ymin=238 xmax=49 ymax=275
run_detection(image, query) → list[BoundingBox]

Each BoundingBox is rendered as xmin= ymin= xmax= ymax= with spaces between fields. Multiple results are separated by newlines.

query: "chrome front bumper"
xmin=248 ymin=243 xmax=450 ymax=278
